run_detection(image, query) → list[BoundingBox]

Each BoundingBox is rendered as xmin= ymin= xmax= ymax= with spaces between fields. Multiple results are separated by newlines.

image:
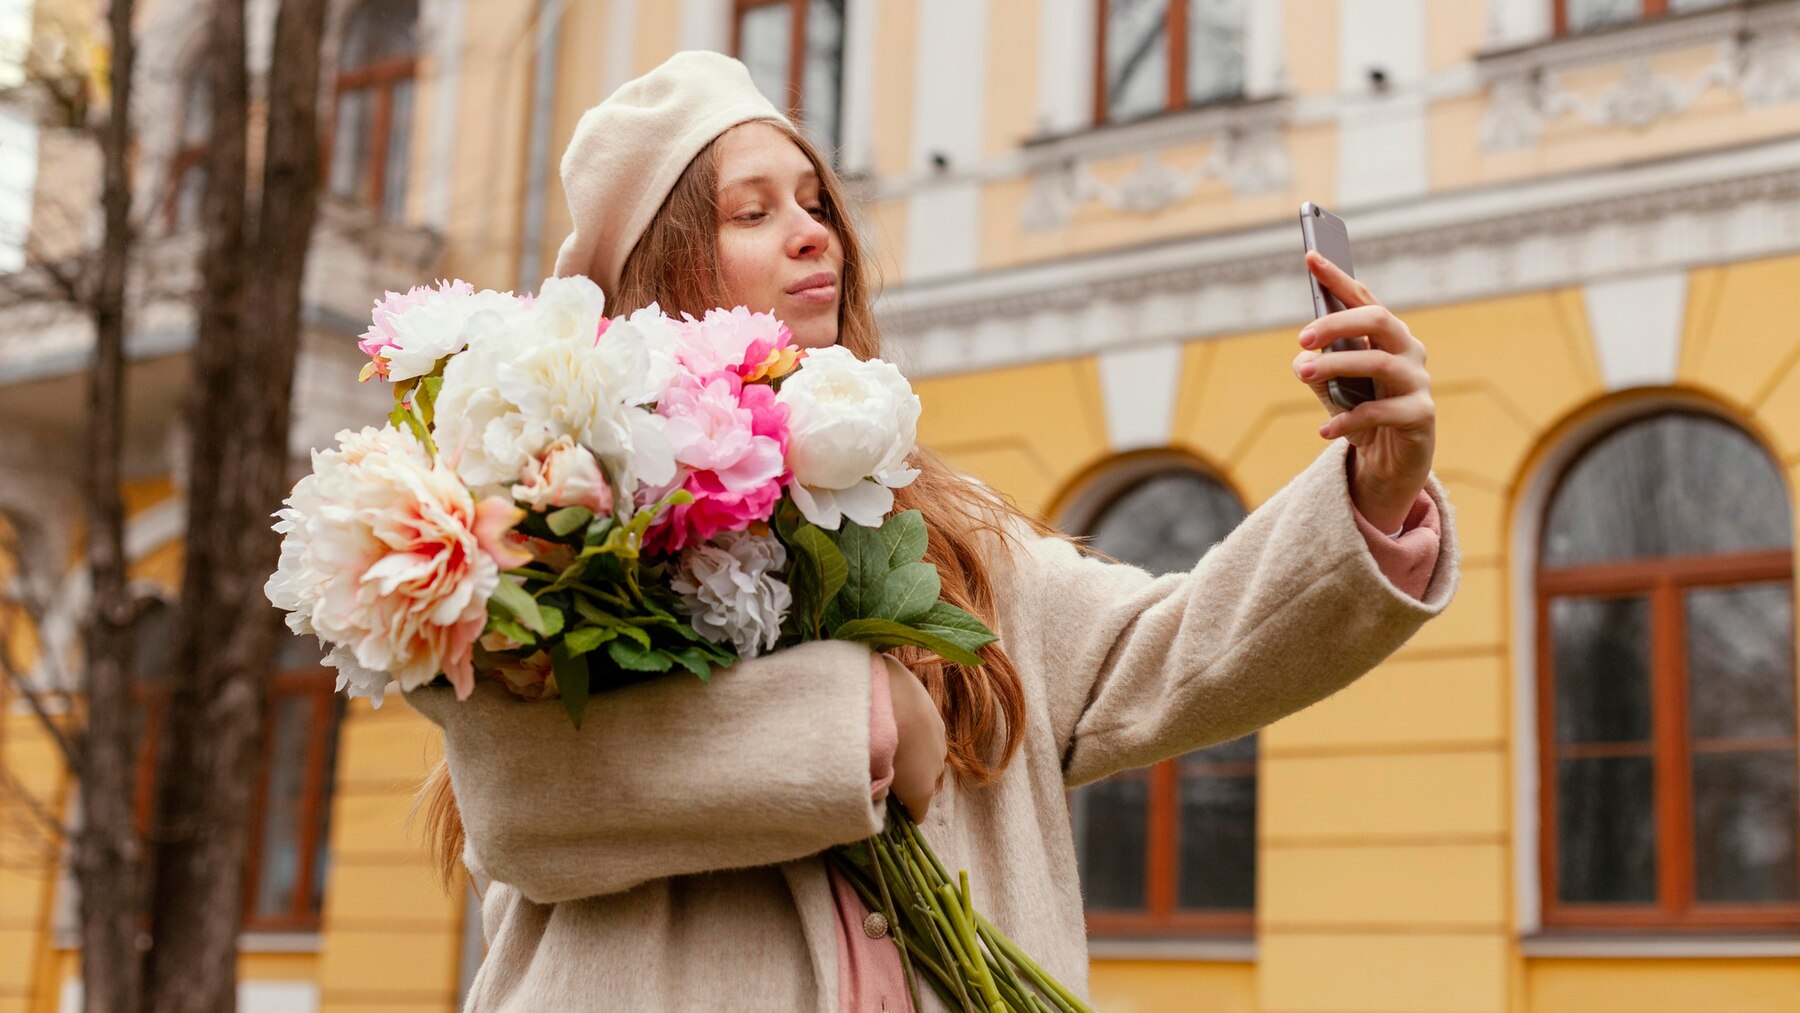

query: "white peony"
xmin=622 ymin=303 xmax=682 ymax=406
xmin=512 ymin=435 xmax=614 ymax=514
xmin=775 ymin=345 xmax=922 ymax=529
xmin=263 ymin=425 xmax=528 ymax=705
xmin=433 ymin=275 xmax=676 ymax=500
xmin=671 ymin=529 xmax=792 ymax=657
xmin=377 ymin=286 xmax=529 ymax=383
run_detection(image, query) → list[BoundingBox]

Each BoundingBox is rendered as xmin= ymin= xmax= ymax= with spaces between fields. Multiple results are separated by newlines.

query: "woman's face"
xmin=713 ymin=122 xmax=844 ymax=349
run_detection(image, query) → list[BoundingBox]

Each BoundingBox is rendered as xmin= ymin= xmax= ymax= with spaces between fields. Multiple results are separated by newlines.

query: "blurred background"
xmin=3 ymin=0 xmax=1800 ymax=1011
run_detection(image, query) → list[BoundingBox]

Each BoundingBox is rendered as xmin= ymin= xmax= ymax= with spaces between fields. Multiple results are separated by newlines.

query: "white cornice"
xmin=874 ymin=136 xmax=1800 ymax=377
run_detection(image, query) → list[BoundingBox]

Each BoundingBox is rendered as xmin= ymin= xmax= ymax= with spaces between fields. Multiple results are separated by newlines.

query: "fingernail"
xmin=1299 ymin=362 xmax=1316 ymax=378
xmin=1319 ymin=423 xmax=1332 ymax=438
xmin=1298 ymin=329 xmax=1315 ymax=346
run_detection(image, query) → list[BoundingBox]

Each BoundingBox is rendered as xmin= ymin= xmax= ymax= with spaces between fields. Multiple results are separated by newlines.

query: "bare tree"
xmin=71 ymin=0 xmax=144 ymax=1008
xmin=142 ymin=0 xmax=329 ymax=1006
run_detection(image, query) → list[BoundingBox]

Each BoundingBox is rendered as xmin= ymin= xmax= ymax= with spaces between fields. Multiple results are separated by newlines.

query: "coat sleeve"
xmin=406 ymin=638 xmax=885 ymax=904
xmin=996 ymin=438 xmax=1461 ymax=788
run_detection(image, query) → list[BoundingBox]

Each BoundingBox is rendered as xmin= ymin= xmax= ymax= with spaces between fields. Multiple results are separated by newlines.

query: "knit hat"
xmin=552 ymin=50 xmax=793 ymax=293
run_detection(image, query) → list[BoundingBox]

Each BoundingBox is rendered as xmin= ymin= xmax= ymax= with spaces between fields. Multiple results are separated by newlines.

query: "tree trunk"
xmin=143 ymin=0 xmax=328 ymax=1008
xmin=75 ymin=1 xmax=142 ymax=1011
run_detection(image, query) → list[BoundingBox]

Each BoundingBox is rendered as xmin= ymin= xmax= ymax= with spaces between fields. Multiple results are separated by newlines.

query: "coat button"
xmin=862 ymin=911 xmax=890 ymax=939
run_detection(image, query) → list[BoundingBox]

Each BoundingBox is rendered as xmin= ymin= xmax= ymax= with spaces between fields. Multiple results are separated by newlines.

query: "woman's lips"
xmin=790 ymin=282 xmax=837 ymax=305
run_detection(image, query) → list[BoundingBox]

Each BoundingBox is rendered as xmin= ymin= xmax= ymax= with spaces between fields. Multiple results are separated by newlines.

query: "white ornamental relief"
xmin=1019 ymin=122 xmax=1293 ymax=231
xmin=1481 ymin=23 xmax=1800 ymax=151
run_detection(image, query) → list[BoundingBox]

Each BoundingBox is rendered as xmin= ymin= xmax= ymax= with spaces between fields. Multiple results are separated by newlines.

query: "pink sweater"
xmin=832 ymin=484 xmax=1445 ymax=1012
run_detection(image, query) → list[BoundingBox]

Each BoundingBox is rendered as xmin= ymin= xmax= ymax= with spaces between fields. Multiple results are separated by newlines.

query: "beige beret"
xmin=552 ymin=50 xmax=793 ymax=294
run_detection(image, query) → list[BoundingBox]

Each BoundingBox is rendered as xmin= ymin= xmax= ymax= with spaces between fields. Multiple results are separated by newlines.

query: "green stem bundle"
xmin=828 ymin=803 xmax=1095 ymax=1013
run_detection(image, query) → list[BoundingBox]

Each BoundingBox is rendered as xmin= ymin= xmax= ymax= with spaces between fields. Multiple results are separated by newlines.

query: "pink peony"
xmin=511 ymin=436 xmax=614 ymax=515
xmin=642 ymin=371 xmax=790 ymax=554
xmin=263 ymin=425 xmax=528 ymax=704
xmin=673 ymin=306 xmax=802 ymax=383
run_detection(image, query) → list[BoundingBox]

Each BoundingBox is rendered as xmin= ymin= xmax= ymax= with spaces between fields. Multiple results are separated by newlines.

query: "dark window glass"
xmin=1178 ymin=738 xmax=1256 ymax=910
xmin=801 ymin=0 xmax=844 ymax=151
xmin=1557 ymin=755 xmax=1657 ymax=903
xmin=1541 ymin=413 xmax=1791 ymax=568
xmin=1692 ymin=750 xmax=1799 ymax=904
xmin=1685 ymin=583 xmax=1796 ymax=742
xmin=1550 ymin=595 xmax=1653 ymax=744
xmin=1103 ymin=0 xmax=1169 ymax=123
xmin=1072 ymin=771 xmax=1148 ymax=911
xmin=1185 ymin=0 xmax=1246 ymax=105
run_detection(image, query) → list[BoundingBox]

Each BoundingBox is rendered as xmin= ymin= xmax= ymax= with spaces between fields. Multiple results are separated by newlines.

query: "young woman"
xmin=410 ymin=51 xmax=1457 ymax=1012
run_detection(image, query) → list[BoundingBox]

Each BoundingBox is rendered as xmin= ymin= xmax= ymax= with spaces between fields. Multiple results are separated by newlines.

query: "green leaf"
xmin=914 ymin=601 xmax=1000 ymax=656
xmin=873 ymin=561 xmax=940 ymax=625
xmin=561 ymin=625 xmax=616 ymax=657
xmin=537 ymin=604 xmax=566 ymax=639
xmin=418 ymin=374 xmax=445 ymax=427
xmin=584 ymin=514 xmax=615 ymax=545
xmin=550 ymin=644 xmax=590 ymax=728
xmin=793 ymin=525 xmax=849 ymax=603
xmin=879 ymin=509 xmax=929 ymax=569
xmin=488 ymin=579 xmax=548 ymax=634
xmin=607 ymin=638 xmax=672 ymax=673
xmin=834 ymin=521 xmax=892 ymax=621
xmin=546 ymin=506 xmax=594 ymax=537
xmin=669 ymin=646 xmax=715 ymax=682
xmin=486 ymin=617 xmax=536 ymax=646
xmin=830 ymin=617 xmax=988 ymax=668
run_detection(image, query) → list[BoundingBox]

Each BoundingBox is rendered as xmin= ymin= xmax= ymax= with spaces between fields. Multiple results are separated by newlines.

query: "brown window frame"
xmin=1536 ymin=546 xmax=1800 ymax=931
xmin=1552 ymin=0 xmax=1674 ymax=35
xmin=1079 ymin=750 xmax=1256 ymax=939
xmin=732 ymin=0 xmax=812 ymax=122
xmin=1096 ymin=0 xmax=1245 ymax=126
xmin=134 ymin=664 xmax=341 ymax=934
xmin=324 ymin=1 xmax=419 ymax=215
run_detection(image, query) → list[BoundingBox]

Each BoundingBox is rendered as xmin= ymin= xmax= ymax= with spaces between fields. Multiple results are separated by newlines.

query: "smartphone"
xmin=1299 ymin=202 xmax=1377 ymax=411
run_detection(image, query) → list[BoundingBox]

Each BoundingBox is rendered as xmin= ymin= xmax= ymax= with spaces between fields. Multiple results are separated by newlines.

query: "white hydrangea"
xmin=671 ymin=529 xmax=793 ymax=658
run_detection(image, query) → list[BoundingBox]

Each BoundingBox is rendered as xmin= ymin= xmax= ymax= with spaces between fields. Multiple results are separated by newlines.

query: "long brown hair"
xmin=420 ymin=120 xmax=1062 ymax=885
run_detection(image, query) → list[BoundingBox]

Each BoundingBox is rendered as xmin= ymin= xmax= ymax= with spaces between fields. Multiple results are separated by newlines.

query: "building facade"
xmin=5 ymin=1 xmax=1800 ymax=1010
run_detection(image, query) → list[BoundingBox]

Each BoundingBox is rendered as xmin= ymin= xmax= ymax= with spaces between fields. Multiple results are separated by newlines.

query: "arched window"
xmin=1538 ymin=410 xmax=1798 ymax=930
xmin=1096 ymin=0 xmax=1248 ymax=125
xmin=733 ymin=0 xmax=844 ymax=153
xmin=1066 ymin=464 xmax=1255 ymax=935
xmin=329 ymin=0 xmax=419 ymax=219
xmin=166 ymin=67 xmax=211 ymax=233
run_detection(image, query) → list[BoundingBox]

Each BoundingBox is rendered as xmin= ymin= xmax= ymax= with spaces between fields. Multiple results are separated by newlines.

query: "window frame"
xmin=1093 ymin=0 xmax=1249 ymax=126
xmin=1536 ymin=522 xmax=1800 ymax=930
xmin=1064 ymin=458 xmax=1257 ymax=939
xmin=730 ymin=0 xmax=843 ymax=150
xmin=133 ymin=660 xmax=342 ymax=934
xmin=325 ymin=0 xmax=420 ymax=216
xmin=1082 ymin=751 xmax=1257 ymax=938
xmin=1552 ymin=0 xmax=1672 ymax=36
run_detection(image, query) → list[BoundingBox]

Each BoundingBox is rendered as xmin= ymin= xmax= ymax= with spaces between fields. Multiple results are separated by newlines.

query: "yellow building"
xmin=5 ymin=1 xmax=1800 ymax=1010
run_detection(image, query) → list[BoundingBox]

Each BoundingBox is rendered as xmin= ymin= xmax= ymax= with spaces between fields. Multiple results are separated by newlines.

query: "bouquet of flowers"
xmin=264 ymin=274 xmax=1091 ymax=1013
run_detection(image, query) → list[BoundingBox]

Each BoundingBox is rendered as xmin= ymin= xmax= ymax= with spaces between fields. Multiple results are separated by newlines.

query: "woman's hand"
xmin=881 ymin=653 xmax=947 ymax=820
xmin=1292 ymin=251 xmax=1437 ymax=533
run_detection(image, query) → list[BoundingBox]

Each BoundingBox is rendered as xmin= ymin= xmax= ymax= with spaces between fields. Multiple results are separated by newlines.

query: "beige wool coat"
xmin=408 ymin=438 xmax=1462 ymax=1011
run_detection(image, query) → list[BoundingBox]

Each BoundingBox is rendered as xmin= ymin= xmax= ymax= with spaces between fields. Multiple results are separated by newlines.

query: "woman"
xmin=410 ymin=51 xmax=1456 ymax=1012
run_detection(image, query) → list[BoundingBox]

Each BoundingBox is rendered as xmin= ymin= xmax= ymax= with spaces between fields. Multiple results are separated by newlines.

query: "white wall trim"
xmin=1096 ymin=341 xmax=1183 ymax=452
xmin=839 ymin=0 xmax=878 ymax=175
xmin=876 ymin=135 xmax=1800 ymax=378
xmin=1582 ymin=271 xmax=1688 ymax=391
xmin=677 ymin=0 xmax=731 ymax=53
xmin=1034 ymin=0 xmax=1096 ymax=136
xmin=603 ymin=0 xmax=639 ymax=97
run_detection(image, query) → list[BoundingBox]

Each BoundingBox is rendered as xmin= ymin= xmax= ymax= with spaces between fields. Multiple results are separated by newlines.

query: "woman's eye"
xmin=734 ymin=210 xmax=767 ymax=223
xmin=806 ymin=206 xmax=826 ymax=218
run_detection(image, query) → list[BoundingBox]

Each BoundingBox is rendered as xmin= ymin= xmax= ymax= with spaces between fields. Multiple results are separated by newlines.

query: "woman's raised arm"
xmin=407 ymin=638 xmax=885 ymax=903
xmin=1003 ymin=438 xmax=1460 ymax=788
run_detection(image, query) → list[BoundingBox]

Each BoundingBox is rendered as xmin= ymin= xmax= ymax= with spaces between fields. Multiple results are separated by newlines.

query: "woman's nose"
xmin=786 ymin=206 xmax=830 ymax=258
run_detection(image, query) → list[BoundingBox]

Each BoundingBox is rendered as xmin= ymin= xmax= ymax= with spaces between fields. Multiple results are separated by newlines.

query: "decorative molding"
xmin=1478 ymin=1 xmax=1800 ymax=150
xmin=1019 ymin=99 xmax=1293 ymax=231
xmin=875 ymin=136 xmax=1800 ymax=378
